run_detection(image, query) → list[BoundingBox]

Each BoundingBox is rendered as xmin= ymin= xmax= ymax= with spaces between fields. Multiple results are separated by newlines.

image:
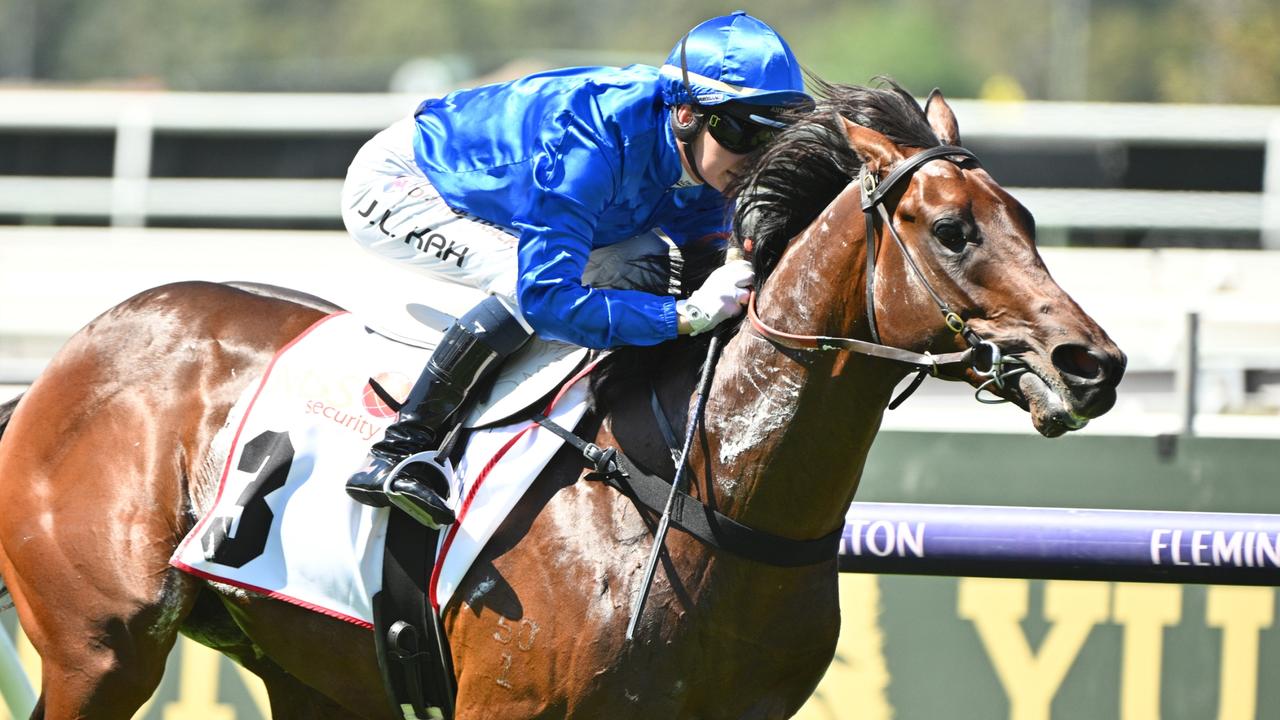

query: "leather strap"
xmin=865 ymin=204 xmax=881 ymax=343
xmin=531 ymin=414 xmax=841 ymax=567
xmin=594 ymin=452 xmax=842 ymax=567
xmin=367 ymin=376 xmax=405 ymax=413
xmin=649 ymin=387 xmax=683 ymax=469
xmin=748 ymin=292 xmax=973 ymax=370
xmin=373 ymin=512 xmax=455 ymax=720
xmin=860 ymin=145 xmax=977 ymax=209
xmin=676 ymin=34 xmax=710 ymax=186
xmin=746 ymin=143 xmax=987 ymax=384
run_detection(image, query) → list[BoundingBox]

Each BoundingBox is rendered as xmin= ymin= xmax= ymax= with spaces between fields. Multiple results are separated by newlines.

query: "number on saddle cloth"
xmin=202 ymin=430 xmax=295 ymax=568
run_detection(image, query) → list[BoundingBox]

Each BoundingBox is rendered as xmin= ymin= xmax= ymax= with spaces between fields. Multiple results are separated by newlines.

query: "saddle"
xmin=364 ymin=300 xmax=590 ymax=431
xmin=168 ymin=307 xmax=594 ymax=720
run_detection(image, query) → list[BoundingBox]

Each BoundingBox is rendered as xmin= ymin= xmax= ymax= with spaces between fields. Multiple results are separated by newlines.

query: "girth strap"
xmin=531 ymin=413 xmax=842 ymax=568
xmin=595 ymin=452 xmax=842 ymax=567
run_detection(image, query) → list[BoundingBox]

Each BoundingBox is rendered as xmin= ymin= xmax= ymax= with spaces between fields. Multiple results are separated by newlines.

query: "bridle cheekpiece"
xmin=747 ymin=142 xmax=1028 ymax=407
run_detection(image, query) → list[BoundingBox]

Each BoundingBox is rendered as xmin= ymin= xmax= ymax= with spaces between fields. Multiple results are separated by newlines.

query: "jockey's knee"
xmin=460 ymin=295 xmax=533 ymax=356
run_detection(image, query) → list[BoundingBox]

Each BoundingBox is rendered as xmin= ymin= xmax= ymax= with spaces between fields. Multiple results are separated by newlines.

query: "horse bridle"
xmin=748 ymin=143 xmax=1027 ymax=406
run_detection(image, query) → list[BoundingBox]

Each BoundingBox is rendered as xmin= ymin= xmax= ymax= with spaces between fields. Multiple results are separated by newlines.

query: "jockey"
xmin=343 ymin=11 xmax=811 ymax=528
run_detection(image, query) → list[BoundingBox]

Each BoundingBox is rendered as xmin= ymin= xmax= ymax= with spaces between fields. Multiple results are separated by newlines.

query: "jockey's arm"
xmin=513 ymin=123 xmax=681 ymax=350
xmin=517 ymin=221 xmax=752 ymax=343
xmin=514 ymin=116 xmax=753 ymax=348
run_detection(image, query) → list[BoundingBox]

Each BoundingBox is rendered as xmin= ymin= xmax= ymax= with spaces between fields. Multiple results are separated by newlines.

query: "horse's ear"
xmin=840 ymin=117 xmax=900 ymax=177
xmin=924 ymin=88 xmax=961 ymax=146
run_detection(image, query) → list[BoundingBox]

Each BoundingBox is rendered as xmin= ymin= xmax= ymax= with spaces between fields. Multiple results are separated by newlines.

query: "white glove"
xmin=677 ymin=259 xmax=754 ymax=335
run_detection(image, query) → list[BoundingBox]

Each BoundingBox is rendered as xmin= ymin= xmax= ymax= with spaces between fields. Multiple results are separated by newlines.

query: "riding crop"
xmin=625 ymin=322 xmax=726 ymax=641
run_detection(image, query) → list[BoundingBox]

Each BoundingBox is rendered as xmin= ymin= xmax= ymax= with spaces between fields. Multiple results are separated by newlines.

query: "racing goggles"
xmin=703 ymin=105 xmax=788 ymax=155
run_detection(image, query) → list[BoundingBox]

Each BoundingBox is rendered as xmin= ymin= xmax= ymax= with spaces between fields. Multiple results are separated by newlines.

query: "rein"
xmin=747 ymin=143 xmax=1025 ymax=407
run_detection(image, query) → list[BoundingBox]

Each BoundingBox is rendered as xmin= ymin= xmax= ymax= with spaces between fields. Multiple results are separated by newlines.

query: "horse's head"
xmin=835 ymin=89 xmax=1126 ymax=437
xmin=735 ymin=80 xmax=1125 ymax=438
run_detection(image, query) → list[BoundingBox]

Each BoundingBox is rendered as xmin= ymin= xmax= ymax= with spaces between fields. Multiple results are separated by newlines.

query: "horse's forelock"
xmin=819 ymin=76 xmax=941 ymax=151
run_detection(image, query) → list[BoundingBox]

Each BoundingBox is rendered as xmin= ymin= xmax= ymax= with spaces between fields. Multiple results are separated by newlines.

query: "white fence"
xmin=0 ymin=90 xmax=418 ymax=227
xmin=1 ymin=90 xmax=1279 ymax=243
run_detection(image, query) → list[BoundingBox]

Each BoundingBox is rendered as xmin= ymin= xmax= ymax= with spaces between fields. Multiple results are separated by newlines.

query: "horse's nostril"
xmin=1052 ymin=344 xmax=1102 ymax=381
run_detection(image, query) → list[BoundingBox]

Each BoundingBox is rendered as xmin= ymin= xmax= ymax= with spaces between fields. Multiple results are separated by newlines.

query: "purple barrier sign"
xmin=840 ymin=503 xmax=1280 ymax=586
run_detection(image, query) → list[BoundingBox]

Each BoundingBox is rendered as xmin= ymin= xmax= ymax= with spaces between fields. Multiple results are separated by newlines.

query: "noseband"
xmin=747 ymin=143 xmax=1026 ymax=407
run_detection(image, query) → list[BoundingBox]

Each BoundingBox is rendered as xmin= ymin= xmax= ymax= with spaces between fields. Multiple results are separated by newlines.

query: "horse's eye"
xmin=932 ymin=218 xmax=968 ymax=249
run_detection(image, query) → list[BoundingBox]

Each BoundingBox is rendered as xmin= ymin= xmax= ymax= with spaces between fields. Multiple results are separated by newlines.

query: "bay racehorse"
xmin=0 ymin=81 xmax=1124 ymax=719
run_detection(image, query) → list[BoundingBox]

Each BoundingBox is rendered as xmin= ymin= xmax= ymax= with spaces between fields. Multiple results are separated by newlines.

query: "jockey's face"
xmin=675 ymin=104 xmax=751 ymax=193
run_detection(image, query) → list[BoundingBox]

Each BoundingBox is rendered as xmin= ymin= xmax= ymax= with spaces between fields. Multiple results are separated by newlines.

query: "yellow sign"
xmin=799 ymin=576 xmax=1275 ymax=720
xmin=3 ymin=576 xmax=1276 ymax=719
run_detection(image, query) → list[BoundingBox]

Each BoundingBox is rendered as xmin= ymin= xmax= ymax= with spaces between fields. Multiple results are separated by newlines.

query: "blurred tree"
xmin=784 ymin=1 xmax=986 ymax=95
xmin=935 ymin=0 xmax=1058 ymax=99
xmin=0 ymin=0 xmax=1276 ymax=104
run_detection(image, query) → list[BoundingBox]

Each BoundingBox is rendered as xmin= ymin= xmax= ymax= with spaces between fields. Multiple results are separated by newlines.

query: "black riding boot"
xmin=347 ymin=296 xmax=531 ymax=528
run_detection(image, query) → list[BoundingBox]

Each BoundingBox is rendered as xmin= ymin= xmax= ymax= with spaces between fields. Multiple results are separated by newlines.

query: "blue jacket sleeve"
xmin=513 ymin=111 xmax=678 ymax=349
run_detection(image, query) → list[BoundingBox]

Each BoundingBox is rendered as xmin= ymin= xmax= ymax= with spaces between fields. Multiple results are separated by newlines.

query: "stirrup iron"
xmin=384 ymin=450 xmax=456 ymax=529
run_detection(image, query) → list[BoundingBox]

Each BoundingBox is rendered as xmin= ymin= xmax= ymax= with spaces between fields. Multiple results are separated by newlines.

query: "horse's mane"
xmin=731 ymin=75 xmax=941 ymax=282
xmin=591 ymin=77 xmax=941 ymax=415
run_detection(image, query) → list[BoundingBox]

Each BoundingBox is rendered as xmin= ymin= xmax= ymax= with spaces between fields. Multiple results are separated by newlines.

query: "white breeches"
xmin=341 ymin=116 xmax=521 ymax=303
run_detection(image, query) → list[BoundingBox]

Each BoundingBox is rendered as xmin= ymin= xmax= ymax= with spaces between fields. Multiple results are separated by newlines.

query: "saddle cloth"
xmin=170 ymin=311 xmax=595 ymax=626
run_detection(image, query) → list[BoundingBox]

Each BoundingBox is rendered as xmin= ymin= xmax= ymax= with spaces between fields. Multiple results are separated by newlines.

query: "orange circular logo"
xmin=363 ymin=372 xmax=411 ymax=419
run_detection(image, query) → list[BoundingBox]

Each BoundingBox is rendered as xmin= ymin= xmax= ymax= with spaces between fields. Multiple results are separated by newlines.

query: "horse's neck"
xmin=699 ymin=193 xmax=902 ymax=540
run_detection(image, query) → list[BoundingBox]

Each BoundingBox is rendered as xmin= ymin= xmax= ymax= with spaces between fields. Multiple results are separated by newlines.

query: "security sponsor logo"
xmin=304 ymin=400 xmax=382 ymax=442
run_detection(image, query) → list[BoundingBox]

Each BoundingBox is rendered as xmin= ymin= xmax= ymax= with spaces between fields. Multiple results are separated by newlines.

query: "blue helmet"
xmin=659 ymin=11 xmax=809 ymax=108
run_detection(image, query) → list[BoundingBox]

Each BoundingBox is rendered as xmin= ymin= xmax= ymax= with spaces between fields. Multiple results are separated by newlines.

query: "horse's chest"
xmin=451 ymin=478 xmax=839 ymax=718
